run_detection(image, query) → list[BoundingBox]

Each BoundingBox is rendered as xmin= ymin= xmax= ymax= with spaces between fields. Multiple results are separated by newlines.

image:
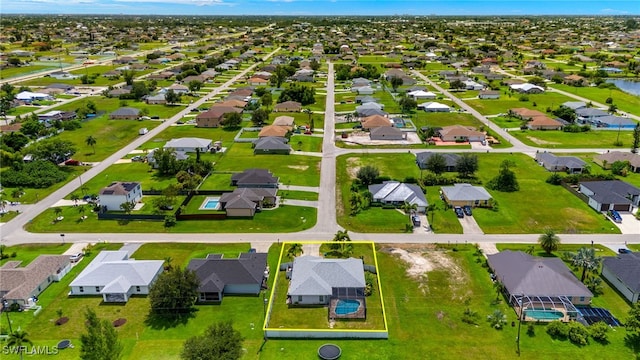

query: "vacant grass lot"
xmin=464 ymin=91 xmax=575 ymax=115
xmin=550 ymin=84 xmax=640 ymax=115
xmin=509 ymin=128 xmax=636 ymax=149
xmin=280 ymin=190 xmax=319 ymax=201
xmin=289 ymin=134 xmax=323 ymax=152
xmin=139 ymin=124 xmax=241 ymax=151
xmin=215 ymin=143 xmax=321 ymax=187
xmin=472 ymin=153 xmax=620 ymax=234
xmin=1 ymin=165 xmax=88 ymax=204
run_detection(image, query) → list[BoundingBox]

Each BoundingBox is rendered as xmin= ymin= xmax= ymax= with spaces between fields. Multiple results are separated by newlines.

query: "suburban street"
xmin=1 ymin=59 xmax=639 ymax=248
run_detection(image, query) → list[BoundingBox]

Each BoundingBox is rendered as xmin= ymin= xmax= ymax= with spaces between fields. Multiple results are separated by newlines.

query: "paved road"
xmin=1 ymin=48 xmax=281 ymax=243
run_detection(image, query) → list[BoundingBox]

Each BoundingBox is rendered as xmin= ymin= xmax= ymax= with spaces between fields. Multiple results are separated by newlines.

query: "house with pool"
xmin=286 ymin=255 xmax=367 ymax=319
xmin=487 ymin=250 xmax=592 ymax=322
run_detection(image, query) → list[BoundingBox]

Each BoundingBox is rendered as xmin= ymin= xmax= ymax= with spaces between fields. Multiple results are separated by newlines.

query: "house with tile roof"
xmin=69 ymin=250 xmax=163 ymax=303
xmin=0 ymin=255 xmax=72 ymax=308
xmin=594 ymin=151 xmax=640 ymax=173
xmin=187 ymin=252 xmax=268 ymax=302
xmin=99 ymin=181 xmax=142 ymax=211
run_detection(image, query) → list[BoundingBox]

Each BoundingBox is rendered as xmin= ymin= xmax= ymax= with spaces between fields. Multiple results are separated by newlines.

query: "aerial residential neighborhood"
xmin=0 ymin=6 xmax=639 ymax=360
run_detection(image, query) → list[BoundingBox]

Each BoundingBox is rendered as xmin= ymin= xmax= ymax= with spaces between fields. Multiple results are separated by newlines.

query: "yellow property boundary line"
xmin=263 ymin=241 xmax=389 ymax=335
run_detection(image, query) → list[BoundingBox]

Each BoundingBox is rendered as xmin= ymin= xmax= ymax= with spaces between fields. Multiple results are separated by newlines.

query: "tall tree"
xmin=456 ymin=154 xmax=479 ymax=178
xmin=286 ymin=243 xmax=303 ymax=259
xmin=181 ymin=321 xmax=244 ymax=360
xmin=488 ymin=160 xmax=519 ymax=192
xmin=389 ymin=76 xmax=403 ymax=92
xmin=425 ymin=153 xmax=447 ymax=175
xmin=632 ymin=122 xmax=640 ymax=154
xmin=164 ymin=89 xmax=180 ymax=105
xmin=570 ymin=247 xmax=602 ymax=282
xmin=251 ymin=108 xmax=269 ymax=126
xmin=119 ymin=201 xmax=135 ymax=215
xmin=80 ymin=308 xmax=123 ymax=360
xmin=221 ymin=112 xmax=242 ymax=129
xmin=356 ymin=165 xmax=379 ymax=186
xmin=7 ymin=330 xmax=33 ymax=360
xmin=148 ymin=267 xmax=199 ymax=315
xmin=538 ymin=229 xmax=560 ymax=255
xmin=85 ymin=135 xmax=97 ymax=154
xmin=260 ymin=92 xmax=272 ymax=109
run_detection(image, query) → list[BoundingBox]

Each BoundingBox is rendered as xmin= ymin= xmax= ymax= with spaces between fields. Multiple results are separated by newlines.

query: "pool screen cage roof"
xmin=511 ymin=294 xmax=579 ymax=316
xmin=332 ymin=287 xmax=364 ymax=298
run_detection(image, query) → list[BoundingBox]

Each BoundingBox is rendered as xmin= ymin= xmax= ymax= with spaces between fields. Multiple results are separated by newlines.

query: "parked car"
xmin=131 ymin=155 xmax=144 ymax=162
xmin=618 ymin=248 xmax=632 ymax=254
xmin=463 ymin=205 xmax=472 ymax=216
xmin=454 ymin=206 xmax=464 ymax=218
xmin=70 ymin=253 xmax=84 ymax=263
xmin=411 ymin=215 xmax=421 ymax=227
xmin=609 ymin=210 xmax=622 ymax=223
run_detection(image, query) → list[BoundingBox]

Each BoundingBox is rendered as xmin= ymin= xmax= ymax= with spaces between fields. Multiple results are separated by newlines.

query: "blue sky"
xmin=1 ymin=0 xmax=638 ymax=15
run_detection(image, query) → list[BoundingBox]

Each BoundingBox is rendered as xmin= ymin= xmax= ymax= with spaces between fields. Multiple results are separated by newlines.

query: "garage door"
xmin=613 ymin=203 xmax=631 ymax=211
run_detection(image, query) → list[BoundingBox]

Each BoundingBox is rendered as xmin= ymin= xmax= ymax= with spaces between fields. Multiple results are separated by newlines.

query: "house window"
xmin=319 ymin=296 xmax=324 ymax=302
xmin=79 ymin=286 xmax=84 ymax=293
xmin=298 ymin=296 xmax=302 ymax=302
xmin=95 ymin=286 xmax=100 ymax=292
xmin=579 ymin=297 xmax=585 ymax=302
xmin=136 ymin=286 xmax=141 ymax=292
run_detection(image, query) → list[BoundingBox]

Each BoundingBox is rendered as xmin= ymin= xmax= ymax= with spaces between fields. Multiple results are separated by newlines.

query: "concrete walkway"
xmin=302 ymin=243 xmax=320 ymax=256
xmin=281 ymin=199 xmax=318 ymax=208
xmin=278 ymin=184 xmax=320 ymax=193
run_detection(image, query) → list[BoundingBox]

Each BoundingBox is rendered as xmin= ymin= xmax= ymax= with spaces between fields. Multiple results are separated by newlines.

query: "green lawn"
xmin=132 ymin=242 xmax=251 ymax=269
xmin=471 ymin=153 xmax=620 ymax=234
xmin=279 ymin=190 xmax=318 ymax=201
xmin=289 ymin=135 xmax=323 ymax=152
xmin=509 ymin=128 xmax=636 ymax=149
xmin=25 ymin=204 xmax=316 ymax=233
xmin=139 ymin=124 xmax=240 ymax=151
xmin=464 ymin=91 xmax=576 ymax=115
xmin=424 ymin=186 xmax=463 ymax=234
xmin=2 ymin=165 xmax=89 ymax=204
xmin=200 ymin=172 xmax=234 ymax=190
xmin=0 ymin=211 xmax=20 ymax=223
xmin=0 ymin=65 xmax=56 ymax=79
xmin=550 ymin=84 xmax=640 ymax=115
xmin=215 ymin=143 xmax=321 ymax=187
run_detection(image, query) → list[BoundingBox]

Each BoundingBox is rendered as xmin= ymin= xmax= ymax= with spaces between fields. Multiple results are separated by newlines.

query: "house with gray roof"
xmin=594 ymin=151 xmax=640 ymax=173
xmin=99 ymin=181 xmax=142 ymax=211
xmin=253 ymin=136 xmax=291 ymax=155
xmin=287 ymin=256 xmax=365 ymax=306
xmin=0 ymin=255 xmax=71 ymax=308
xmin=187 ymin=252 xmax=268 ymax=303
xmin=416 ymin=152 xmax=460 ymax=172
xmin=592 ymin=115 xmax=637 ymax=129
xmin=164 ymin=137 xmax=212 ymax=153
xmin=441 ymin=183 xmax=492 ymax=207
xmin=368 ymin=181 xmax=428 ymax=213
xmin=109 ymin=107 xmax=140 ymax=120
xmin=487 ymin=251 xmax=593 ymax=320
xmin=231 ymin=169 xmax=279 ymax=188
xmin=602 ymin=252 xmax=640 ymax=303
xmin=561 ymin=101 xmax=587 ymax=110
xmin=575 ymin=108 xmax=608 ymax=124
xmin=220 ymin=187 xmax=277 ymax=217
xmin=579 ymin=180 xmax=640 ymax=212
xmin=69 ymin=250 xmax=164 ymax=303
xmin=370 ymin=126 xmax=406 ymax=141
xmin=535 ymin=152 xmax=586 ymax=174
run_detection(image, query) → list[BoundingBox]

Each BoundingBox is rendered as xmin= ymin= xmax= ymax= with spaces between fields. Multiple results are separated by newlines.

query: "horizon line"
xmin=1 ymin=13 xmax=639 ymax=17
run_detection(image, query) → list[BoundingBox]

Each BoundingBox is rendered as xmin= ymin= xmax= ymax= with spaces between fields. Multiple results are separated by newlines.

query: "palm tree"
xmin=70 ymin=193 xmax=80 ymax=205
xmin=303 ymin=108 xmax=313 ymax=127
xmin=7 ymin=330 xmax=33 ymax=360
xmin=538 ymin=229 xmax=560 ymax=255
xmin=286 ymin=243 xmax=303 ymax=259
xmin=570 ymin=247 xmax=602 ymax=282
xmin=401 ymin=201 xmax=418 ymax=215
xmin=85 ymin=135 xmax=97 ymax=155
xmin=163 ymin=256 xmax=173 ymax=271
xmin=53 ymin=207 xmax=63 ymax=220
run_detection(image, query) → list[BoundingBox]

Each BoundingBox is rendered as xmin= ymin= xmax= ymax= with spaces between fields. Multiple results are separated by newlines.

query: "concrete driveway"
xmin=614 ymin=213 xmax=640 ymax=234
xmin=459 ymin=215 xmax=484 ymax=235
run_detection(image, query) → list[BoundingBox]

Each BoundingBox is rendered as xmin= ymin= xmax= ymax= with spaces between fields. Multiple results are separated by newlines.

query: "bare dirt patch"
xmin=525 ymin=136 xmax=560 ymax=145
xmin=346 ymin=157 xmax=361 ymax=179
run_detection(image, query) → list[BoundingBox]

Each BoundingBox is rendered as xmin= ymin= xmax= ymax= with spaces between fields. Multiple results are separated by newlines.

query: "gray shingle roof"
xmin=416 ymin=152 xmax=460 ymax=169
xmin=254 ymin=137 xmax=291 ymax=151
xmin=536 ymin=152 xmax=586 ymax=169
xmin=288 ymin=256 xmax=365 ymax=297
xmin=441 ymin=183 xmax=492 ymax=202
xmin=368 ymin=181 xmax=428 ymax=208
xmin=580 ymin=180 xmax=640 ymax=205
xmin=603 ymin=253 xmax=640 ymax=293
xmin=110 ymin=107 xmax=140 ymax=116
xmin=99 ymin=181 xmax=140 ymax=196
xmin=187 ymin=253 xmax=267 ymax=294
xmin=487 ymin=251 xmax=592 ymax=298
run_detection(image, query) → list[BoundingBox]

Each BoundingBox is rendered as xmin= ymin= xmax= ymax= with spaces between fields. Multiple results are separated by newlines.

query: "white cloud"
xmin=600 ymin=8 xmax=630 ymax=14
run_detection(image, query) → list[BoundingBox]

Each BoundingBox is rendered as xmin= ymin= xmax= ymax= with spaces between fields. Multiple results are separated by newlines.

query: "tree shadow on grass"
xmin=625 ymin=332 xmax=640 ymax=356
xmin=144 ymin=309 xmax=197 ymax=330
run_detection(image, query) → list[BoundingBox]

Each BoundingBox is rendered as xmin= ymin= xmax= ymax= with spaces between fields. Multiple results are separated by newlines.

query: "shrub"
xmin=546 ymin=321 xmax=568 ymax=339
xmin=518 ymin=95 xmax=529 ymax=102
xmin=567 ymin=321 xmax=589 ymax=345
xmin=546 ymin=173 xmax=563 ymax=185
xmin=589 ymin=321 xmax=609 ymax=343
xmin=487 ymin=309 xmax=507 ymax=329
xmin=1 ymin=160 xmax=69 ymax=188
xmin=462 ymin=308 xmax=480 ymax=325
xmin=527 ymin=323 xmax=536 ymax=337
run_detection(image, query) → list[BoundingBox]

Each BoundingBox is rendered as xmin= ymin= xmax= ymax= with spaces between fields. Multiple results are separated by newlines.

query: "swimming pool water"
xmin=335 ymin=299 xmax=360 ymax=315
xmin=201 ymin=198 xmax=220 ymax=210
xmin=524 ymin=309 xmax=564 ymax=320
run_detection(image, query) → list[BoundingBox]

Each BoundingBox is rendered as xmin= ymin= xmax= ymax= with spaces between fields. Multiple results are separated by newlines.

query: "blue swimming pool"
xmin=200 ymin=197 xmax=220 ymax=210
xmin=335 ymin=299 xmax=360 ymax=315
xmin=524 ymin=309 xmax=564 ymax=321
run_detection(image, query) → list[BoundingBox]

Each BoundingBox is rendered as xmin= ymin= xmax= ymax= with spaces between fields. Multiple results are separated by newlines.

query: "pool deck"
xmin=198 ymin=196 xmax=221 ymax=211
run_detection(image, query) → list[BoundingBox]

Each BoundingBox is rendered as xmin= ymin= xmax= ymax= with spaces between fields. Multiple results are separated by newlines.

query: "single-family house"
xmin=253 ymin=136 xmax=291 ymax=155
xmin=258 ymin=125 xmax=289 ymax=138
xmin=69 ymin=251 xmax=163 ymax=303
xmin=416 ymin=152 xmax=460 ymax=172
xmin=418 ymin=102 xmax=451 ymax=112
xmin=441 ymin=183 xmax=492 ymax=207
xmin=408 ymin=90 xmax=437 ymax=100
xmin=38 ymin=111 xmax=76 ymax=122
xmin=438 ymin=125 xmax=485 ymax=143
xmin=576 ymin=108 xmax=609 ymax=124
xmin=272 ymin=116 xmax=295 ymax=127
xmin=355 ymin=86 xmax=375 ymax=95
xmin=248 ymin=77 xmax=269 ymax=86
xmin=592 ymin=115 xmax=637 ymax=129
xmin=287 ymin=256 xmax=365 ymax=306
xmin=109 ymin=107 xmax=140 ymax=120
xmin=527 ymin=116 xmax=564 ymax=130
xmin=369 ymin=126 xmax=406 ymax=141
xmin=48 ymin=71 xmax=78 ymax=80
xmin=16 ymin=91 xmax=51 ymax=102
xmin=535 ymin=152 xmax=586 ymax=173
xmin=368 ymin=181 xmax=428 ymax=213
xmin=166 ymin=83 xmax=189 ymax=94
xmin=479 ymin=90 xmax=500 ymax=99
xmin=0 ymin=255 xmax=72 ymax=308
xmin=274 ymin=101 xmax=302 ymax=112
xmin=579 ymin=180 xmax=640 ymax=212
xmin=220 ymin=188 xmax=278 ymax=216
xmin=187 ymin=252 xmax=268 ymax=303
xmin=147 ymin=148 xmax=188 ymax=168
xmin=145 ymin=93 xmax=166 ymax=105
xmin=358 ymin=108 xmax=388 ymax=118
xmin=216 ymin=99 xmax=247 ymax=109
xmin=231 ymin=168 xmax=279 ymax=188
xmin=463 ymin=80 xmax=484 ymax=90
xmin=594 ymin=151 xmax=640 ymax=173
xmin=510 ymin=83 xmax=545 ymax=94
xmin=196 ymin=106 xmax=242 ymax=128
xmin=361 ymin=115 xmax=391 ymax=130
xmin=561 ymin=102 xmax=587 ymax=111
xmin=164 ymin=137 xmax=212 ymax=153
xmin=602 ymin=252 xmax=640 ymax=303
xmin=487 ymin=251 xmax=593 ymax=320
xmin=99 ymin=181 xmax=143 ymax=211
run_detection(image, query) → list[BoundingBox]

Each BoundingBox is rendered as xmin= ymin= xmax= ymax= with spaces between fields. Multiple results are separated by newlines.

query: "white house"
xmin=98 ymin=181 xmax=142 ymax=211
xmin=164 ymin=137 xmax=212 ymax=153
xmin=16 ymin=91 xmax=52 ymax=102
xmin=510 ymin=83 xmax=545 ymax=93
xmin=69 ymin=251 xmax=164 ymax=303
xmin=418 ymin=102 xmax=451 ymax=112
xmin=408 ymin=90 xmax=437 ymax=100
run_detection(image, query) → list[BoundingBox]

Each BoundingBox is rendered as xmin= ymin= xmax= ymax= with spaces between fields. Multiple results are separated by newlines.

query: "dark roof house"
xmin=231 ymin=169 xmax=279 ymax=188
xmin=535 ymin=152 xmax=586 ymax=174
xmin=416 ymin=152 xmax=460 ymax=172
xmin=602 ymin=252 xmax=640 ymax=303
xmin=579 ymin=180 xmax=640 ymax=212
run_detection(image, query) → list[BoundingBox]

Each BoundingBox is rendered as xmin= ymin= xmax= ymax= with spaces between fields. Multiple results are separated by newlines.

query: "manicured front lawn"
xmin=280 ymin=190 xmax=318 ymax=201
xmin=464 ymin=91 xmax=575 ymax=115
xmin=289 ymin=134 xmax=323 ymax=152
xmin=0 ymin=243 xmax=71 ymax=267
xmin=508 ymin=128 xmax=636 ymax=149
xmin=550 ymin=84 xmax=640 ymax=115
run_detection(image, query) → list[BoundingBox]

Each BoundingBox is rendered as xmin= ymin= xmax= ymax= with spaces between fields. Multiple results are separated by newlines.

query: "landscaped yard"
xmin=0 ymin=243 xmax=71 ymax=267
